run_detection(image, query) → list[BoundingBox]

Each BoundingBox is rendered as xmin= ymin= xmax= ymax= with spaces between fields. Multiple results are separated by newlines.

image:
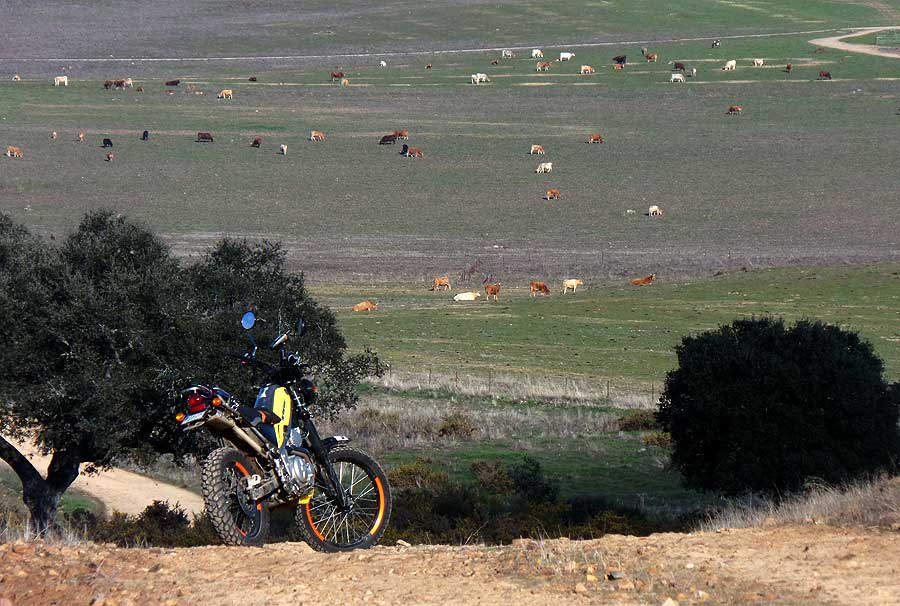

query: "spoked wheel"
xmin=202 ymin=447 xmax=270 ymax=546
xmin=295 ymin=446 xmax=391 ymax=552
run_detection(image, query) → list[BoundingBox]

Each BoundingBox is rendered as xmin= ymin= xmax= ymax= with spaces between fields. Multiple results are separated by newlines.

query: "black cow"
xmin=672 ymin=62 xmax=686 ymax=72
xmin=142 ymin=130 xmax=149 ymax=141
xmin=165 ymin=79 xmax=181 ymax=86
xmin=102 ymin=138 xmax=113 ymax=148
xmin=379 ymin=134 xmax=398 ymax=145
xmin=197 ymin=132 xmax=214 ymax=143
xmin=712 ymin=39 xmax=721 ymax=48
xmin=612 ymin=55 xmax=627 ymax=66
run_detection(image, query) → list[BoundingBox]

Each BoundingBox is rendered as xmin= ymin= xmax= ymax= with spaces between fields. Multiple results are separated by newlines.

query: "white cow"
xmin=559 ymin=52 xmax=575 ymax=61
xmin=723 ymin=60 xmax=736 ymax=71
xmin=535 ymin=162 xmax=553 ymax=173
xmin=648 ymin=205 xmax=663 ymax=216
xmin=501 ymin=49 xmax=514 ymax=59
xmin=690 ymin=67 xmax=697 ymax=78
xmin=379 ymin=60 xmax=387 ymax=67
xmin=670 ymin=73 xmax=685 ymax=83
xmin=563 ymin=279 xmax=584 ymax=294
xmin=279 ymin=144 xmax=288 ymax=155
xmin=53 ymin=75 xmax=68 ymax=86
xmin=453 ymin=291 xmax=482 ymax=301
xmin=752 ymin=58 xmax=765 ymax=67
xmin=470 ymin=73 xmax=490 ymax=84
xmin=532 ymin=49 xmax=544 ymax=58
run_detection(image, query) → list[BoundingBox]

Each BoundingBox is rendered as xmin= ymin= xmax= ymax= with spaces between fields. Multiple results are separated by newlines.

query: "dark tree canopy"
xmin=658 ymin=317 xmax=900 ymax=496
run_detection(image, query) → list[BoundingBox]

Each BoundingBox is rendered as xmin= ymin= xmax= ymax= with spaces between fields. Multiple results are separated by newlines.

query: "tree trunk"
xmin=0 ymin=435 xmax=81 ymax=534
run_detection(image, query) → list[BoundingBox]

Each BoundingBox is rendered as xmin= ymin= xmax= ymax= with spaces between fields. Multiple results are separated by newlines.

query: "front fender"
xmin=322 ymin=435 xmax=351 ymax=450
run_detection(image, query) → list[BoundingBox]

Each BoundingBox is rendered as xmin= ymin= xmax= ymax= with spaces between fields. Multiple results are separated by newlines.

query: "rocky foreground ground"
xmin=1 ymin=525 xmax=898 ymax=606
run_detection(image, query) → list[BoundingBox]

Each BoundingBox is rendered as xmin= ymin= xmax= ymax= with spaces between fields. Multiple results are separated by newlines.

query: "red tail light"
xmin=187 ymin=394 xmax=208 ymax=414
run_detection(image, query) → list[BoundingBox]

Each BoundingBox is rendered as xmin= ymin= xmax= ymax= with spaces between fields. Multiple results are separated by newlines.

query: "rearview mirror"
xmin=241 ymin=311 xmax=256 ymax=330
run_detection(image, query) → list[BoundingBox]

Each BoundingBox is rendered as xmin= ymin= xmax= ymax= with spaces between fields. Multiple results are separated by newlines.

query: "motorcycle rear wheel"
xmin=202 ymin=447 xmax=270 ymax=546
xmin=295 ymin=446 xmax=391 ymax=552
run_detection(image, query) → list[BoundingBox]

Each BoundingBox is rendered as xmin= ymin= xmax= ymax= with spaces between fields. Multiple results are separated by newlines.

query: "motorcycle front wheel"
xmin=295 ymin=446 xmax=392 ymax=552
xmin=202 ymin=447 xmax=271 ymax=547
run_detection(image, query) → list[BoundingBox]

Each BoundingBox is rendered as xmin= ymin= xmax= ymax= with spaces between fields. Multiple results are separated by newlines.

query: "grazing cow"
xmin=352 ymin=300 xmax=378 ymax=312
xmin=752 ymin=58 xmax=765 ymax=67
xmin=453 ymin=291 xmax=482 ymax=302
xmin=340 ymin=78 xmax=350 ymax=86
xmin=105 ymin=153 xmax=114 ymax=162
xmin=430 ymin=275 xmax=452 ymax=291
xmin=785 ymin=63 xmax=793 ymax=74
xmin=648 ymin=205 xmax=663 ymax=216
xmin=113 ymin=79 xmax=127 ymax=89
xmin=630 ymin=274 xmax=657 ymax=286
xmin=670 ymin=73 xmax=685 ymax=83
xmin=165 ymin=79 xmax=181 ymax=86
xmin=535 ymin=162 xmax=553 ymax=173
xmin=401 ymin=144 xmax=423 ymax=157
xmin=484 ymin=283 xmax=501 ymax=301
xmin=726 ymin=105 xmax=742 ymax=115
xmin=612 ymin=55 xmax=627 ymax=65
xmin=135 ymin=86 xmax=144 ymax=92
xmin=197 ymin=132 xmax=214 ymax=142
xmin=723 ymin=60 xmax=737 ymax=71
xmin=530 ymin=281 xmax=551 ymax=296
xmin=380 ymin=60 xmax=387 ymax=67
xmin=529 ymin=144 xmax=545 ymax=155
xmin=502 ymin=49 xmax=514 ymax=59
xmin=559 ymin=52 xmax=575 ymax=61
xmin=819 ymin=70 xmax=832 ymax=80
xmin=13 ymin=74 xmax=20 ymax=81
xmin=426 ymin=63 xmax=433 ymax=69
xmin=490 ymin=59 xmax=500 ymax=66
xmin=471 ymin=73 xmax=490 ymax=84
xmin=393 ymin=130 xmax=410 ymax=140
xmin=51 ymin=131 xmax=58 ymax=140
xmin=563 ymin=279 xmax=584 ymax=294
xmin=5 ymin=146 xmax=23 ymax=158
xmin=124 ymin=78 xmax=133 ymax=88
xmin=142 ymin=130 xmax=149 ymax=141
xmin=251 ymin=137 xmax=263 ymax=148
xmin=588 ymin=133 xmax=604 ymax=144
xmin=580 ymin=65 xmax=596 ymax=75
xmin=645 ymin=52 xmax=659 ymax=63
xmin=536 ymin=62 xmax=552 ymax=71
xmin=309 ymin=130 xmax=326 ymax=142
xmin=330 ymin=70 xmax=345 ymax=82
xmin=690 ymin=67 xmax=698 ymax=78
xmin=249 ymin=76 xmax=258 ymax=82
xmin=77 ymin=132 xmax=85 ymax=142
xmin=54 ymin=76 xmax=68 ymax=86
xmin=103 ymin=80 xmax=114 ymax=89
xmin=380 ymin=134 xmax=398 ymax=145
xmin=217 ymin=89 xmax=233 ymax=99
xmin=102 ymin=138 xmax=113 ymax=148
xmin=165 ymin=90 xmax=175 ymax=95
xmin=187 ymin=83 xmax=197 ymax=90
xmin=613 ymin=64 xmax=624 ymax=71
xmin=532 ymin=49 xmax=544 ymax=58
xmin=279 ymin=144 xmax=288 ymax=155
xmin=712 ymin=39 xmax=721 ymax=48
xmin=671 ymin=61 xmax=686 ymax=72
xmin=544 ymin=188 xmax=561 ymax=200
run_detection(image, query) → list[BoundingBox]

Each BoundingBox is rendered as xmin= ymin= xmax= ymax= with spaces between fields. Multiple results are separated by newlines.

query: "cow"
xmin=217 ymin=89 xmax=233 ymax=99
xmin=630 ymin=274 xmax=657 ymax=286
xmin=612 ymin=55 xmax=627 ymax=65
xmin=187 ymin=83 xmax=197 ymax=90
xmin=393 ymin=130 xmax=410 ymax=140
xmin=340 ymin=78 xmax=350 ymax=86
xmin=544 ymin=188 xmax=561 ymax=200
xmin=484 ymin=283 xmax=501 ymax=301
xmin=645 ymin=52 xmax=659 ymax=63
xmin=401 ymin=144 xmax=423 ymax=157
xmin=249 ymin=76 xmax=258 ymax=82
xmin=380 ymin=134 xmax=398 ymax=145
xmin=380 ymin=60 xmax=387 ymax=67
xmin=530 ymin=281 xmax=551 ymax=296
xmin=580 ymin=65 xmax=596 ymax=75
xmin=712 ymin=39 xmax=721 ymax=48
xmin=251 ymin=137 xmax=263 ymax=148
xmin=613 ymin=64 xmax=624 ymax=71
xmin=670 ymin=73 xmax=685 ymax=83
xmin=536 ymin=62 xmax=552 ymax=71
xmin=426 ymin=63 xmax=433 ymax=69
xmin=502 ymin=49 xmax=514 ymax=59
xmin=113 ymin=79 xmax=127 ymax=89
xmin=535 ymin=162 xmax=553 ymax=173
xmin=77 ymin=132 xmax=85 ymax=142
xmin=53 ymin=76 xmax=68 ymax=86
xmin=195 ymin=91 xmax=205 ymax=95
xmin=453 ymin=291 xmax=481 ymax=301
xmin=723 ymin=60 xmax=736 ymax=71
xmin=559 ymin=52 xmax=575 ymax=61
xmin=13 ymin=74 xmax=20 ymax=81
xmin=197 ymin=132 xmax=214 ymax=142
xmin=165 ymin=79 xmax=181 ymax=86
xmin=103 ymin=80 xmax=114 ymax=89
xmin=430 ymin=275 xmax=452 ymax=291
xmin=563 ymin=279 xmax=583 ymax=294
xmin=819 ymin=70 xmax=832 ymax=80
xmin=352 ymin=300 xmax=378 ymax=312
xmin=51 ymin=131 xmax=58 ymax=140
xmin=330 ymin=70 xmax=345 ymax=82
xmin=5 ymin=146 xmax=23 ymax=158
xmin=471 ymin=73 xmax=490 ymax=84
xmin=648 ymin=205 xmax=663 ymax=216
xmin=309 ymin=130 xmax=326 ymax=142
xmin=532 ymin=49 xmax=544 ymax=58
xmin=690 ymin=67 xmax=698 ymax=78
xmin=490 ymin=59 xmax=500 ymax=66
xmin=135 ymin=86 xmax=144 ymax=92
xmin=529 ymin=144 xmax=545 ymax=155
xmin=753 ymin=58 xmax=765 ymax=67
xmin=165 ymin=90 xmax=176 ymax=95
xmin=105 ymin=152 xmax=114 ymax=162
xmin=726 ymin=105 xmax=742 ymax=115
xmin=102 ymin=138 xmax=113 ymax=148
xmin=588 ymin=133 xmax=604 ymax=144
xmin=671 ymin=61 xmax=686 ymax=72
xmin=279 ymin=144 xmax=288 ymax=155
xmin=142 ymin=130 xmax=149 ymax=141
xmin=785 ymin=63 xmax=793 ymax=74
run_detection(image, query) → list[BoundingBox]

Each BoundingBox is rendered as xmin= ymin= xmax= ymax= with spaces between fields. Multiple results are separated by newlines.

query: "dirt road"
xmin=809 ymin=27 xmax=900 ymax=59
xmin=1 ymin=524 xmax=898 ymax=606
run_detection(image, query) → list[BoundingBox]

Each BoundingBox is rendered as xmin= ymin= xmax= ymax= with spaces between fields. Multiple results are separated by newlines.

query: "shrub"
xmin=618 ymin=409 xmax=659 ymax=432
xmin=87 ymin=501 xmax=220 ymax=547
xmin=642 ymin=431 xmax=672 ymax=448
xmin=658 ymin=317 xmax=900 ymax=496
xmin=437 ymin=411 xmax=478 ymax=439
xmin=389 ymin=460 xmax=451 ymax=490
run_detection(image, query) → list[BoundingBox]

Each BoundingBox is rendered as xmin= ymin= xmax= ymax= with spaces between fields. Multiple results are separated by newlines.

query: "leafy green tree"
xmin=658 ymin=317 xmax=900 ymax=496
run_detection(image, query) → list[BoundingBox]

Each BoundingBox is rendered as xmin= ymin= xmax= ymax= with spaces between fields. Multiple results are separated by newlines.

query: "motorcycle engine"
xmin=274 ymin=429 xmax=315 ymax=497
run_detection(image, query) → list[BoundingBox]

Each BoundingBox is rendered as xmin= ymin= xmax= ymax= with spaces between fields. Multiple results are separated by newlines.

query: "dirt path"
xmin=2 ymin=438 xmax=203 ymax=516
xmin=809 ymin=26 xmax=900 ymax=58
xmin=2 ymin=524 xmax=899 ymax=605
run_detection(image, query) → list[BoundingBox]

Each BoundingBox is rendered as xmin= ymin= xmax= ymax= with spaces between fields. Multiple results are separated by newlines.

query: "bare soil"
xmin=1 ymin=525 xmax=898 ymax=605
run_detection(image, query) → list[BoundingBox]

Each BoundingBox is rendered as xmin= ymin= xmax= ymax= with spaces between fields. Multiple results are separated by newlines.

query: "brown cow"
xmin=430 ymin=276 xmax=452 ymax=291
xmin=490 ymin=59 xmax=500 ymax=66
xmin=530 ymin=281 xmax=551 ymax=296
xmin=588 ymin=133 xmax=604 ymax=144
xmin=114 ymin=79 xmax=127 ymax=89
xmin=819 ymin=70 xmax=832 ymax=80
xmin=340 ymin=78 xmax=350 ymax=86
xmin=629 ymin=274 xmax=657 ymax=286
xmin=77 ymin=132 xmax=85 ymax=142
xmin=544 ymin=188 xmax=561 ymax=200
xmin=536 ymin=62 xmax=552 ymax=71
xmin=426 ymin=64 xmax=432 ymax=70
xmin=645 ymin=52 xmax=659 ymax=63
xmin=726 ymin=105 xmax=742 ymax=115
xmin=330 ymin=70 xmax=345 ymax=82
xmin=105 ymin=152 xmax=114 ymax=162
xmin=5 ymin=146 xmax=23 ymax=158
xmin=217 ymin=89 xmax=233 ymax=99
xmin=249 ymin=76 xmax=258 ymax=82
xmin=251 ymin=137 xmax=263 ymax=148
xmin=785 ymin=63 xmax=793 ymax=74
xmin=13 ymin=74 xmax=21 ymax=81
xmin=613 ymin=64 xmax=624 ymax=71
xmin=380 ymin=134 xmax=398 ymax=145
xmin=103 ymin=80 xmax=114 ymax=89
xmin=352 ymin=300 xmax=378 ymax=312
xmin=580 ymin=65 xmax=596 ymax=75
xmin=197 ymin=132 xmax=214 ymax=142
xmin=135 ymin=86 xmax=144 ymax=92
xmin=401 ymin=144 xmax=423 ymax=157
xmin=309 ymin=130 xmax=326 ymax=142
xmin=529 ymin=144 xmax=545 ymax=155
xmin=484 ymin=283 xmax=502 ymax=301
xmin=393 ymin=130 xmax=410 ymax=140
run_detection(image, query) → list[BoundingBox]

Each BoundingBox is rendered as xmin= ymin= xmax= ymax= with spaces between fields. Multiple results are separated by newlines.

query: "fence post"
xmin=455 ymin=370 xmax=459 ymax=388
xmin=607 ymin=380 xmax=610 ymax=400
xmin=428 ymin=366 xmax=432 ymax=386
xmin=488 ymin=369 xmax=492 ymax=393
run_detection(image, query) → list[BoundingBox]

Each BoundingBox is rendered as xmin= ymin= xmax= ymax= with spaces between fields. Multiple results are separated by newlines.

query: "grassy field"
xmin=0 ymin=467 xmax=105 ymax=519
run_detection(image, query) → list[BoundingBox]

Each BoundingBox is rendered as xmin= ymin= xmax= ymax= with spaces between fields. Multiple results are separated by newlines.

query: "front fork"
xmin=297 ymin=402 xmax=348 ymax=510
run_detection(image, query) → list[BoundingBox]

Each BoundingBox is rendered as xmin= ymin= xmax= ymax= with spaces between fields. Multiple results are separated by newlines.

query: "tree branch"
xmin=46 ymin=449 xmax=81 ymax=494
xmin=0 ymin=433 xmax=44 ymax=487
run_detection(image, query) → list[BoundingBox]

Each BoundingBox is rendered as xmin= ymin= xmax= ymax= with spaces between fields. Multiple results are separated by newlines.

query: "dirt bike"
xmin=176 ymin=311 xmax=391 ymax=550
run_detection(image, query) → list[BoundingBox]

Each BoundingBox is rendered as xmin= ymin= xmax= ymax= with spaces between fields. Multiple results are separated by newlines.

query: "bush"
xmin=618 ymin=409 xmax=659 ymax=432
xmin=437 ymin=411 xmax=478 ymax=439
xmin=86 ymin=501 xmax=220 ymax=547
xmin=658 ymin=317 xmax=900 ymax=496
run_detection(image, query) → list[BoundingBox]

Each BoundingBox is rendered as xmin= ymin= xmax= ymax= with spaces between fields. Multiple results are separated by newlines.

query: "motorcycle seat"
xmin=237 ymin=404 xmax=282 ymax=426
